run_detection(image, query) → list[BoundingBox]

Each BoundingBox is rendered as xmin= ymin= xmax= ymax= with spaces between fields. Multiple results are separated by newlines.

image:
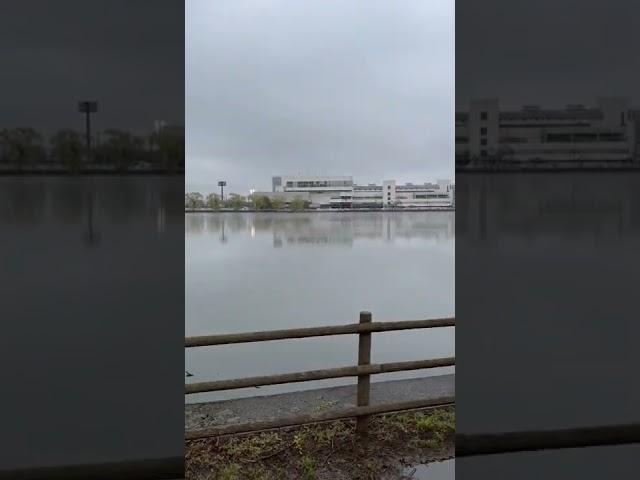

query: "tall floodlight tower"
xmin=78 ymin=101 xmax=98 ymax=155
xmin=218 ymin=180 xmax=227 ymax=202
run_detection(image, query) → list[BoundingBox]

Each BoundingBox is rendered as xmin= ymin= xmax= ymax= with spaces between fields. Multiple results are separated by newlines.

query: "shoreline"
xmin=185 ymin=207 xmax=455 ymax=213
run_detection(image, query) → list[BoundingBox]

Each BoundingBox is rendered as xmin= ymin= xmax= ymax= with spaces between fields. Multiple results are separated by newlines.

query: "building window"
xmin=599 ymin=132 xmax=625 ymax=142
xmin=480 ymin=149 xmax=487 ymax=157
xmin=573 ymin=133 xmax=598 ymax=142
xmin=500 ymin=136 xmax=527 ymax=144
xmin=546 ymin=133 xmax=571 ymax=143
xmin=480 ymin=112 xmax=488 ymax=121
xmin=480 ymin=138 xmax=487 ymax=146
xmin=480 ymin=127 xmax=487 ymax=135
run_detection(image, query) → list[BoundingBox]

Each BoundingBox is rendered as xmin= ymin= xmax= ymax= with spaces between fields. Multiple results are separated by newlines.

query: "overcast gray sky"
xmin=186 ymin=0 xmax=453 ymax=195
xmin=456 ymin=0 xmax=640 ymax=111
xmin=0 ymin=0 xmax=183 ymax=136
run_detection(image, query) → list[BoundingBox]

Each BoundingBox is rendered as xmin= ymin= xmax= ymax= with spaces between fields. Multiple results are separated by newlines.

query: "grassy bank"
xmin=186 ymin=406 xmax=454 ymax=480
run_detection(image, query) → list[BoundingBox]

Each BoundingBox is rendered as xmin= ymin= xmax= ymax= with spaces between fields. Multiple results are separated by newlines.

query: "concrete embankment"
xmin=186 ymin=374 xmax=454 ymax=432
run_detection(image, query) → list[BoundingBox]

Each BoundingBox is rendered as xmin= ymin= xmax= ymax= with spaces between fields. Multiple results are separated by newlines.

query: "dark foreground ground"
xmin=186 ymin=375 xmax=455 ymax=479
xmin=186 ymin=407 xmax=454 ymax=480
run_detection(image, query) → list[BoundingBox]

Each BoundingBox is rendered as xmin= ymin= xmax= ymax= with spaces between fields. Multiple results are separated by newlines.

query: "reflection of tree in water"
xmin=225 ymin=214 xmax=248 ymax=232
xmin=50 ymin=181 xmax=86 ymax=224
xmin=252 ymin=216 xmax=312 ymax=233
xmin=205 ymin=215 xmax=223 ymax=233
xmin=0 ymin=180 xmax=47 ymax=224
xmin=4 ymin=178 xmax=182 ymax=248
xmin=95 ymin=177 xmax=183 ymax=227
xmin=102 ymin=180 xmax=146 ymax=223
xmin=186 ymin=214 xmax=206 ymax=235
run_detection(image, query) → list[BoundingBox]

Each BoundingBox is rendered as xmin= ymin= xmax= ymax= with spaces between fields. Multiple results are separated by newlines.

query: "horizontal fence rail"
xmin=186 ymin=357 xmax=455 ymax=394
xmin=185 ymin=317 xmax=455 ymax=347
xmin=456 ymin=423 xmax=640 ymax=457
xmin=185 ymin=312 xmax=455 ymax=439
xmin=0 ymin=457 xmax=184 ymax=480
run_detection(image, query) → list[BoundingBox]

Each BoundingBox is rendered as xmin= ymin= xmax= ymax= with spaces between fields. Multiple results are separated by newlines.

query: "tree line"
xmin=185 ymin=192 xmax=311 ymax=211
xmin=0 ymin=127 xmax=184 ymax=171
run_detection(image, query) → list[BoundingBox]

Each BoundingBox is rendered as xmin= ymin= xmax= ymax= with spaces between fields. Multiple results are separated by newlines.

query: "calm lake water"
xmin=185 ymin=211 xmax=455 ymax=403
xmin=456 ymin=172 xmax=640 ymax=479
xmin=1 ymin=176 xmax=184 ymax=470
xmin=403 ymin=459 xmax=454 ymax=479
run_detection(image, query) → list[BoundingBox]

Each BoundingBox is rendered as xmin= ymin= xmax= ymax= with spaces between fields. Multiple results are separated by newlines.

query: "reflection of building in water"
xmin=186 ymin=212 xmax=455 ymax=246
xmin=457 ymin=174 xmax=640 ymax=243
xmin=278 ymin=235 xmax=354 ymax=246
xmin=269 ymin=213 xmax=454 ymax=247
xmin=456 ymin=98 xmax=640 ymax=162
xmin=256 ymin=176 xmax=454 ymax=209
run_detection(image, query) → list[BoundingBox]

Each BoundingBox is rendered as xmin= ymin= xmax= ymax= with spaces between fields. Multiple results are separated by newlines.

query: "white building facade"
xmin=258 ymin=175 xmax=454 ymax=209
xmin=456 ymin=98 xmax=640 ymax=163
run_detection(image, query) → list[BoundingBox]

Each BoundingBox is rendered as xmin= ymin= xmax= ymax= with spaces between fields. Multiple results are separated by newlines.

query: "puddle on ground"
xmin=401 ymin=459 xmax=454 ymax=479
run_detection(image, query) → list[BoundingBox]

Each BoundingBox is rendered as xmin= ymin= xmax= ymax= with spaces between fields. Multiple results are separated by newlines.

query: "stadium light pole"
xmin=78 ymin=101 xmax=98 ymax=155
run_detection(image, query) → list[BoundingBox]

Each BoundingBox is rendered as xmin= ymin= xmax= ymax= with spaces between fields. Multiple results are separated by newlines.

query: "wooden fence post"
xmin=356 ymin=311 xmax=372 ymax=434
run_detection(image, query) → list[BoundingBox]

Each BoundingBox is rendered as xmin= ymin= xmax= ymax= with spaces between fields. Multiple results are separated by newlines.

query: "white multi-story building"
xmin=456 ymin=98 xmax=640 ymax=163
xmin=271 ymin=176 xmax=354 ymax=207
xmin=258 ymin=175 xmax=454 ymax=209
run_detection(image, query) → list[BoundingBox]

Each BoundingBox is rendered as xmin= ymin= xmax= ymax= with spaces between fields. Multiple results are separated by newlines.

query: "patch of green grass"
xmin=292 ymin=422 xmax=351 ymax=455
xmin=300 ymin=455 xmax=317 ymax=480
xmin=243 ymin=465 xmax=273 ymax=480
xmin=375 ymin=408 xmax=455 ymax=449
xmin=217 ymin=463 xmax=241 ymax=480
xmin=292 ymin=429 xmax=307 ymax=455
xmin=222 ymin=432 xmax=284 ymax=460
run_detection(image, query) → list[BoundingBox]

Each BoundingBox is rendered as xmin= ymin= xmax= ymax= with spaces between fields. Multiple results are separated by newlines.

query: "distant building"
xmin=456 ymin=98 xmax=639 ymax=163
xmin=257 ymin=175 xmax=454 ymax=209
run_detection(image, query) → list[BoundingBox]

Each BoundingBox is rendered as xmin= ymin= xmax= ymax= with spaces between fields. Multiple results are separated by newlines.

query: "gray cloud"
xmin=186 ymin=0 xmax=454 ymax=194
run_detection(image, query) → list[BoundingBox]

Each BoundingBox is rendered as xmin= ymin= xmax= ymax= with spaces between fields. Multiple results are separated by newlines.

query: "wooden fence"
xmin=457 ymin=423 xmax=640 ymax=457
xmin=185 ymin=311 xmax=456 ymax=440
